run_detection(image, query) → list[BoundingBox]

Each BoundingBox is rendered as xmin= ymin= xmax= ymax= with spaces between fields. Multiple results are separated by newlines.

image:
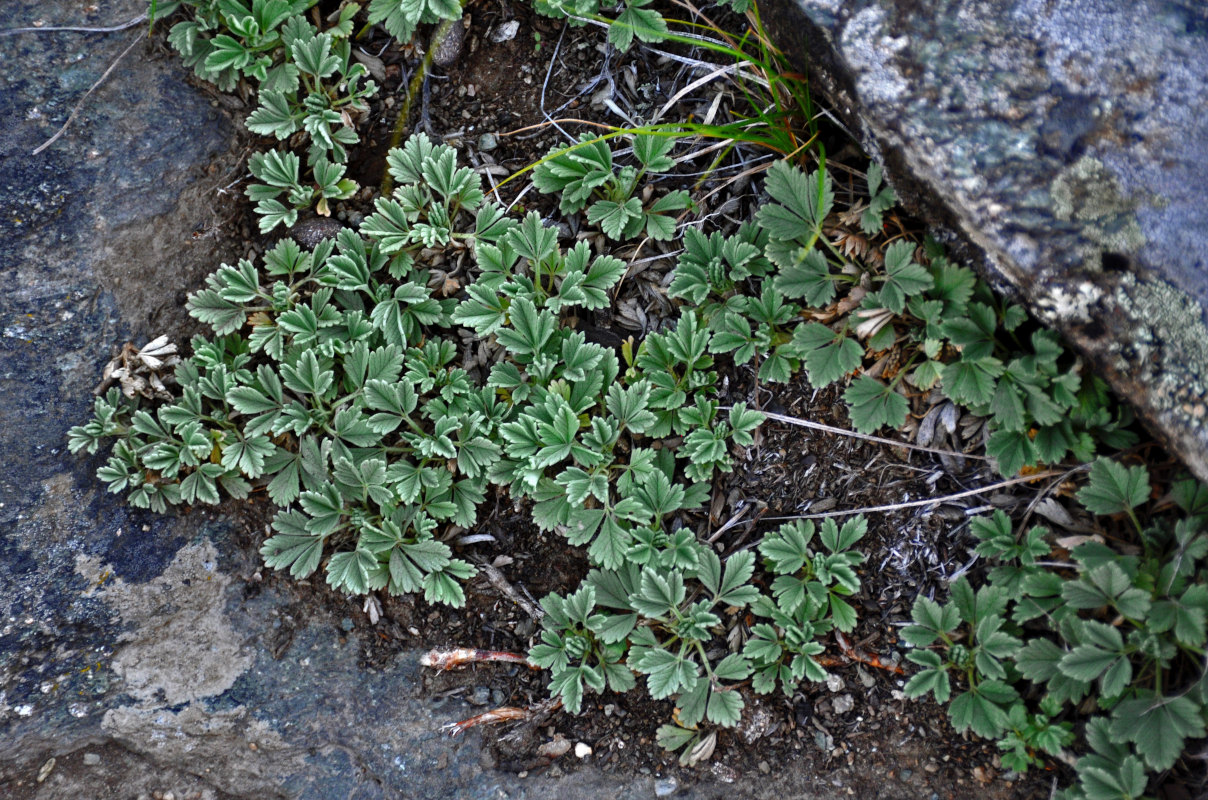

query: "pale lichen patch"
xmin=1050 ymin=156 xmax=1146 ymax=258
xmin=75 ymin=541 xmax=252 ymax=707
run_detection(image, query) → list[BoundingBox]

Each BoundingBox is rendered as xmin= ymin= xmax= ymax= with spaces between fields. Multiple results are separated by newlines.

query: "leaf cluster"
xmin=69 ymin=135 xmax=764 ymax=611
xmin=162 ymin=1 xmax=382 ymax=229
xmin=899 ymin=460 xmax=1208 ymax=799
xmin=532 ymin=133 xmax=691 ymax=241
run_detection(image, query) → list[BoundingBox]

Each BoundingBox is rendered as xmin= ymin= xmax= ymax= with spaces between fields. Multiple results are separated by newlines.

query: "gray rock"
xmin=761 ymin=0 xmax=1208 ymax=481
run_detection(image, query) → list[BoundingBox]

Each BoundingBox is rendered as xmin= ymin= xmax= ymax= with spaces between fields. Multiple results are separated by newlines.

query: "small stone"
xmin=758 ymin=760 xmax=770 ymax=774
xmin=654 ymin=776 xmax=678 ymax=796
xmin=826 ymin=674 xmax=845 ymax=693
xmin=738 ymin=701 xmax=775 ymax=744
xmin=832 ymin=694 xmax=854 ymax=714
xmin=900 ymin=768 xmax=912 ymax=779
xmin=37 ymin=757 xmax=55 ymax=783
xmin=574 ymin=742 xmax=592 ymax=758
xmin=288 ymin=216 xmax=344 ymax=249
xmin=83 ymin=753 xmax=101 ymax=766
xmin=431 ymin=18 xmax=465 ymax=68
xmin=471 ymin=685 xmax=490 ymax=705
xmin=537 ymin=734 xmax=571 ymax=759
xmin=477 ymin=133 xmax=498 ymax=152
xmin=489 ymin=20 xmax=520 ymax=43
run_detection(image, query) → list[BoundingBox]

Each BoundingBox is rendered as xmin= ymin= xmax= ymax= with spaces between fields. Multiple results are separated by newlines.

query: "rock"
xmin=431 ymin=17 xmax=466 ymax=69
xmin=760 ymin=0 xmax=1208 ymax=482
xmin=738 ymin=700 xmax=776 ymax=744
xmin=537 ymin=735 xmax=572 ymax=759
xmin=654 ymin=776 xmax=678 ymax=796
xmin=288 ymin=216 xmax=344 ymax=249
xmin=489 ymin=20 xmax=521 ymax=44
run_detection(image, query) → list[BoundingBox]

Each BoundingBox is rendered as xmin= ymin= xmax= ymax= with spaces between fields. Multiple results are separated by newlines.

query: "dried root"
xmin=419 ymin=647 xmax=537 ymax=671
xmin=442 ymin=698 xmax=563 ymax=738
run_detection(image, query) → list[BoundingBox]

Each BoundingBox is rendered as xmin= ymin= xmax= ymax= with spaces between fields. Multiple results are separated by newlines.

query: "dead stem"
xmin=420 ymin=647 xmax=537 ymax=671
xmin=762 ymin=470 xmax=1065 ymax=522
xmin=752 ymin=407 xmax=994 ymax=462
xmin=442 ymin=698 xmax=563 ymax=737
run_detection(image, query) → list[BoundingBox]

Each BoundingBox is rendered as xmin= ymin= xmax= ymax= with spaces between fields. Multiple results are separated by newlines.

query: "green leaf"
xmin=588 ymin=197 xmax=644 ymax=241
xmin=280 ymin=350 xmax=333 ymax=397
xmin=843 ymin=376 xmax=908 ymax=432
xmin=609 ymin=0 xmax=668 ymax=50
xmin=986 ymin=429 xmax=1037 ymax=477
xmin=877 ymin=240 xmax=933 ymax=313
xmin=1109 ymin=691 xmax=1206 ymax=771
xmin=1077 ymin=458 xmax=1150 ymax=516
xmin=262 ymin=509 xmax=326 ymax=577
xmin=246 ymin=91 xmax=300 ymax=139
xmin=794 ymin=322 xmax=863 ymax=387
xmin=860 ymin=162 xmax=896 ymax=235
xmin=771 ymin=247 xmax=835 ymax=307
xmin=948 ymin=681 xmax=1016 ymax=739
xmin=326 ymin=548 xmax=377 ymax=595
xmin=204 ymin=33 xmax=251 ymax=73
xmin=291 ymin=31 xmax=339 ymax=78
xmin=758 ymin=161 xmax=833 ymax=245
xmin=716 ymin=550 xmax=758 ymax=607
xmin=942 ymin=356 xmax=1004 ymax=406
xmin=633 ymin=134 xmax=675 ymax=171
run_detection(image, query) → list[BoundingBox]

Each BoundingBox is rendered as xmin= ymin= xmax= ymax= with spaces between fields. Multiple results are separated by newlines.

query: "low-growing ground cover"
xmin=65 ymin=1 xmax=1207 ymax=797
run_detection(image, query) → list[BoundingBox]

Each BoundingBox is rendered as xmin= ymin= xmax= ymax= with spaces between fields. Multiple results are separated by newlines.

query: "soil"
xmin=34 ymin=1 xmax=1204 ymax=798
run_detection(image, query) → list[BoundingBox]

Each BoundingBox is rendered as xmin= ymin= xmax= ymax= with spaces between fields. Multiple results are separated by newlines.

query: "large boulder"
xmin=760 ymin=0 xmax=1208 ymax=481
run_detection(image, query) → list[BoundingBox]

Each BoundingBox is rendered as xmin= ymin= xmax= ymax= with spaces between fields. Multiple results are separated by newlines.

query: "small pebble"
xmin=832 ymin=694 xmax=854 ymax=714
xmin=83 ymin=753 xmax=100 ymax=766
xmin=654 ymin=776 xmax=678 ymax=796
xmin=477 ymin=133 xmax=498 ymax=152
xmin=537 ymin=735 xmax=571 ymax=759
xmin=471 ymin=686 xmax=490 ymax=705
xmin=431 ymin=18 xmax=465 ymax=68
xmin=574 ymin=742 xmax=592 ymax=758
xmin=489 ymin=20 xmax=520 ymax=43
xmin=289 ymin=216 xmax=344 ymax=249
